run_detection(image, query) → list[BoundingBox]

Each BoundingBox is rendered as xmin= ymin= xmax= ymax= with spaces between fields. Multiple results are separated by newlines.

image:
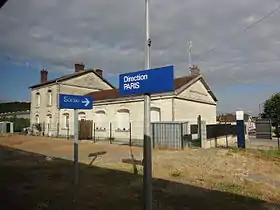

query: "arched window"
xmin=46 ymin=114 xmax=52 ymax=134
xmin=47 ymin=90 xmax=52 ymax=106
xmin=151 ymin=107 xmax=161 ymax=122
xmin=63 ymin=113 xmax=69 ymax=129
xmin=95 ymin=110 xmax=106 ymax=130
xmin=78 ymin=112 xmax=86 ymax=121
xmin=36 ymin=92 xmax=40 ymax=107
xmin=35 ymin=114 xmax=40 ymax=124
xmin=116 ymin=109 xmax=130 ymax=131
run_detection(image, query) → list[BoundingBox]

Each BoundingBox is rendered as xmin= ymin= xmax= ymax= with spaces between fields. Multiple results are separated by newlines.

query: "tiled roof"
xmin=217 ymin=114 xmax=250 ymax=122
xmin=174 ymin=75 xmax=197 ymax=89
xmin=86 ymin=75 xmax=198 ymax=101
xmin=29 ymin=70 xmax=115 ymax=89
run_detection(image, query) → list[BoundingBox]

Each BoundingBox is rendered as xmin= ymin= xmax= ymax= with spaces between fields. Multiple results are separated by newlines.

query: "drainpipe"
xmin=172 ymin=91 xmax=175 ymax=121
xmin=29 ymin=88 xmax=32 ymax=127
xmin=172 ymin=97 xmax=175 ymax=121
xmin=56 ymin=80 xmax=60 ymax=137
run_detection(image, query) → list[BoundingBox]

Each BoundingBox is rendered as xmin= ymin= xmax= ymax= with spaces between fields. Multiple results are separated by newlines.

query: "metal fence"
xmin=206 ymin=124 xmax=237 ymax=139
xmin=93 ymin=122 xmax=136 ymax=145
xmin=255 ymin=118 xmax=272 ymax=139
xmin=151 ymin=122 xmax=189 ymax=150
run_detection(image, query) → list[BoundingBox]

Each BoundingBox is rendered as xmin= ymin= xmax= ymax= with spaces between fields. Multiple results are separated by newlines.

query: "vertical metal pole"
xmin=143 ymin=0 xmax=152 ymax=209
xmin=129 ymin=122 xmax=132 ymax=147
xmin=109 ymin=122 xmax=112 ymax=144
xmin=74 ymin=109 xmax=79 ymax=186
xmin=93 ymin=122 xmax=96 ymax=143
xmin=277 ymin=121 xmax=280 ymax=149
xmin=188 ymin=40 xmax=192 ymax=69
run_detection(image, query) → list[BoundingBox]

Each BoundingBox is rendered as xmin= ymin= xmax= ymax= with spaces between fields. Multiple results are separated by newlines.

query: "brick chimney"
xmin=40 ymin=69 xmax=48 ymax=84
xmin=95 ymin=69 xmax=103 ymax=77
xmin=74 ymin=63 xmax=85 ymax=72
xmin=190 ymin=65 xmax=200 ymax=76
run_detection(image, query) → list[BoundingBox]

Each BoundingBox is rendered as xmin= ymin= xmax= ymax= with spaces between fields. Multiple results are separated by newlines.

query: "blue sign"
xmin=119 ymin=65 xmax=174 ymax=95
xmin=59 ymin=94 xmax=93 ymax=109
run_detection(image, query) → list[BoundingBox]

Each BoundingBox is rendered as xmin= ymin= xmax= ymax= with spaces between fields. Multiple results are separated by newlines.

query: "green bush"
xmin=34 ymin=123 xmax=42 ymax=132
xmin=13 ymin=118 xmax=30 ymax=132
xmin=0 ymin=116 xmax=30 ymax=132
xmin=273 ymin=128 xmax=280 ymax=137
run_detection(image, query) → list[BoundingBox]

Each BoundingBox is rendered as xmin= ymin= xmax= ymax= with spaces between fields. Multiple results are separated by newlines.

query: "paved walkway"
xmin=247 ymin=136 xmax=279 ymax=150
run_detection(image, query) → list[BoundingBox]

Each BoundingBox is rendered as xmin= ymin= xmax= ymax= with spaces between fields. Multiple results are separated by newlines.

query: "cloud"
xmin=1 ymin=0 xmax=280 ymax=113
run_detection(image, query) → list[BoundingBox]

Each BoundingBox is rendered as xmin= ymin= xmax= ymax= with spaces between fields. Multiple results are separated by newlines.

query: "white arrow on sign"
xmin=82 ymin=98 xmax=90 ymax=107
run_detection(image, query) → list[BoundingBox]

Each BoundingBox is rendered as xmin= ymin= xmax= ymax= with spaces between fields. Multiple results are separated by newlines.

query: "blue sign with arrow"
xmin=59 ymin=94 xmax=93 ymax=110
xmin=119 ymin=65 xmax=174 ymax=96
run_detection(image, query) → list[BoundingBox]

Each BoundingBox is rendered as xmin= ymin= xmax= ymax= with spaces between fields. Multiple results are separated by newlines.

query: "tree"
xmin=261 ymin=93 xmax=280 ymax=126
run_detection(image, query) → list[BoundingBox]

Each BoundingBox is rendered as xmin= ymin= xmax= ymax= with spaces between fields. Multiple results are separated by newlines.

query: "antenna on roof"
xmin=188 ymin=40 xmax=193 ymax=70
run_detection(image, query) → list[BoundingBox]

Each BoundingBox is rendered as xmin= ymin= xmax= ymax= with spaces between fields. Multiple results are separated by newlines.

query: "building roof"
xmin=86 ymin=75 xmax=214 ymax=102
xmin=29 ymin=69 xmax=115 ymax=89
xmin=217 ymin=113 xmax=250 ymax=122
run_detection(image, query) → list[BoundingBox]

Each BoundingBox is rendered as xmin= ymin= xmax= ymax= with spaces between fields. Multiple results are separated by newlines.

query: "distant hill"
xmin=0 ymin=102 xmax=30 ymax=113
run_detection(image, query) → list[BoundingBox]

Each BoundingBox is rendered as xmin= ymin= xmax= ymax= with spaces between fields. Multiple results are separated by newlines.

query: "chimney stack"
xmin=40 ymin=69 xmax=48 ymax=84
xmin=74 ymin=63 xmax=85 ymax=72
xmin=95 ymin=69 xmax=103 ymax=77
xmin=190 ymin=64 xmax=200 ymax=76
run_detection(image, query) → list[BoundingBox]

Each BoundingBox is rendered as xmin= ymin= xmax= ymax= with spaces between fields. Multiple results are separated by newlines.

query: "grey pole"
xmin=188 ymin=40 xmax=192 ymax=69
xmin=143 ymin=0 xmax=152 ymax=209
xmin=73 ymin=109 xmax=79 ymax=186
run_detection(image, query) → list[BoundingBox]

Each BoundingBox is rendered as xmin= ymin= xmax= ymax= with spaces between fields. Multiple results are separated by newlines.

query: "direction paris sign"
xmin=59 ymin=94 xmax=93 ymax=110
xmin=119 ymin=65 xmax=174 ymax=96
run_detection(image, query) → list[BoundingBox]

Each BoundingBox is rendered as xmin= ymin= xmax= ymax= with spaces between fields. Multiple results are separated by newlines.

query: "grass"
xmin=169 ymin=169 xmax=182 ymax=178
xmin=215 ymin=182 xmax=245 ymax=194
xmin=228 ymin=147 xmax=280 ymax=161
xmin=1 ymin=146 xmax=279 ymax=210
xmin=258 ymin=150 xmax=280 ymax=160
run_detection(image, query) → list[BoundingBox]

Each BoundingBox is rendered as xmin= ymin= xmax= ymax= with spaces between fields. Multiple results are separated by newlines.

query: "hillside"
xmin=0 ymin=102 xmax=30 ymax=113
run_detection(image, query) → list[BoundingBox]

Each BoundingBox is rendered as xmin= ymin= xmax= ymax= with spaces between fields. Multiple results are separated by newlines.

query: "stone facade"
xmin=30 ymin=69 xmax=113 ymax=136
xmin=30 ymin=65 xmax=218 ymax=140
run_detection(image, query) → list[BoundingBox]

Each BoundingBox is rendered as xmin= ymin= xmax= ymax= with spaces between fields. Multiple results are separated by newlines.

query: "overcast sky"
xmin=1 ymin=0 xmax=280 ymax=115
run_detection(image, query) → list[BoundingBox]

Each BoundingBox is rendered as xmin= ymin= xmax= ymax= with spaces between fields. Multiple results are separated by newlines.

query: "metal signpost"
xmin=59 ymin=94 xmax=93 ymax=185
xmin=119 ymin=66 xmax=174 ymax=210
xmin=236 ymin=110 xmax=246 ymax=148
xmin=119 ymin=66 xmax=174 ymax=96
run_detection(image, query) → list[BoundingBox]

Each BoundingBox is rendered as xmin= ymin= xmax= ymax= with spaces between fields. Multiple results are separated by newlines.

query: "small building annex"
xmin=29 ymin=63 xmax=218 ymax=141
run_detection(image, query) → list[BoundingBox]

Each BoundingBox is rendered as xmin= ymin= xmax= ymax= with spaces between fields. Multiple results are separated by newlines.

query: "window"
xmin=151 ymin=107 xmax=161 ymax=122
xmin=95 ymin=110 xmax=106 ymax=130
xmin=35 ymin=114 xmax=40 ymax=124
xmin=116 ymin=109 xmax=130 ymax=131
xmin=63 ymin=113 xmax=69 ymax=129
xmin=78 ymin=112 xmax=86 ymax=121
xmin=36 ymin=92 xmax=40 ymax=107
xmin=46 ymin=114 xmax=52 ymax=132
xmin=47 ymin=90 xmax=52 ymax=106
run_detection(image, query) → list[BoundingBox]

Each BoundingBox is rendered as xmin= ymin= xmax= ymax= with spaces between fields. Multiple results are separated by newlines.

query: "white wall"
xmin=174 ymin=99 xmax=217 ymax=124
xmin=175 ymin=79 xmax=217 ymax=125
xmin=178 ymin=79 xmax=216 ymax=104
xmin=30 ymin=73 xmax=218 ymax=141
xmin=30 ymin=83 xmax=59 ymax=135
xmin=30 ymin=71 xmax=113 ymax=136
xmin=58 ymin=97 xmax=173 ymax=140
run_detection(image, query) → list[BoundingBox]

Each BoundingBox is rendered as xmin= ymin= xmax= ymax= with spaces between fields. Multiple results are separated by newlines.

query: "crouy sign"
xmin=59 ymin=94 xmax=93 ymax=109
xmin=119 ymin=65 xmax=174 ymax=95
